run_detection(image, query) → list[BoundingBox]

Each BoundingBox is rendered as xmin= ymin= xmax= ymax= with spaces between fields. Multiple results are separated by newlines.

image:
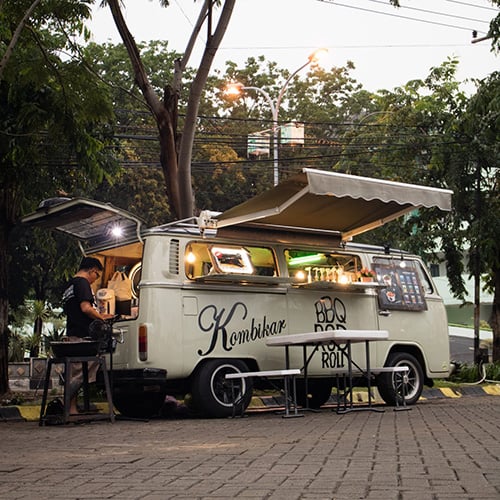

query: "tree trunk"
xmin=0 ymin=222 xmax=10 ymax=395
xmin=158 ymin=86 xmax=182 ymax=218
xmin=107 ymin=0 xmax=185 ymax=218
xmin=177 ymin=0 xmax=236 ymax=217
xmin=107 ymin=0 xmax=236 ymax=219
xmin=31 ymin=317 xmax=43 ymax=358
xmin=0 ymin=185 xmax=20 ymax=395
xmin=490 ymin=266 xmax=500 ymax=362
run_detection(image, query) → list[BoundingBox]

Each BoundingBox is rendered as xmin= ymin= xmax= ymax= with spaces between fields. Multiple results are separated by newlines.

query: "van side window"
xmin=416 ymin=262 xmax=434 ymax=295
xmin=372 ymin=257 xmax=433 ymax=295
xmin=185 ymin=243 xmax=212 ymax=279
xmin=185 ymin=242 xmax=276 ymax=279
xmin=285 ymin=249 xmax=360 ymax=283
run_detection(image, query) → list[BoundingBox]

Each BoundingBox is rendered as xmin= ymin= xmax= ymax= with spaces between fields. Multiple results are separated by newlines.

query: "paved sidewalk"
xmin=3 ymin=384 xmax=500 ymax=423
xmin=0 ymin=396 xmax=499 ymax=499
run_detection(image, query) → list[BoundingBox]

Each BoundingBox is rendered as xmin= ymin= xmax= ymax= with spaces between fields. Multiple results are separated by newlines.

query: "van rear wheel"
xmin=377 ymin=352 xmax=424 ymax=406
xmin=191 ymin=359 xmax=253 ymax=418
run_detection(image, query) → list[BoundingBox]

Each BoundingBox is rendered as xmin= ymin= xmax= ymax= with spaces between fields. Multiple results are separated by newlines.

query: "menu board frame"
xmin=373 ymin=258 xmax=428 ymax=311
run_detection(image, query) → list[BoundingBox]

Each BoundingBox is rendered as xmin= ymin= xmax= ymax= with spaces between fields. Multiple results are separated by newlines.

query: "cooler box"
xmin=115 ymin=299 xmax=131 ymax=315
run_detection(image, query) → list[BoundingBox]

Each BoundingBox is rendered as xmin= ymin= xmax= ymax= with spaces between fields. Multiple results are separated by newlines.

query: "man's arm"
xmin=80 ymin=301 xmax=112 ymax=320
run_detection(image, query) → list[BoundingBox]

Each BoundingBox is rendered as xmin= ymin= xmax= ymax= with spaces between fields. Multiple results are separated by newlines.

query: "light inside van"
xmin=295 ymin=270 xmax=307 ymax=281
xmin=288 ymin=254 xmax=323 ymax=266
xmin=138 ymin=325 xmax=148 ymax=361
xmin=185 ymin=251 xmax=196 ymax=264
xmin=111 ymin=225 xmax=124 ymax=238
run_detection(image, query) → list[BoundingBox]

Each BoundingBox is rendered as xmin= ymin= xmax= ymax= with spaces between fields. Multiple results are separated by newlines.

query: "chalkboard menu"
xmin=373 ymin=260 xmax=427 ymax=311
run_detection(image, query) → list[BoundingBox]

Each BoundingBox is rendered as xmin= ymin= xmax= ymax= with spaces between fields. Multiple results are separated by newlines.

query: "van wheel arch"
xmin=190 ymin=358 xmax=253 ymax=418
xmin=388 ymin=345 xmax=428 ymax=379
xmin=377 ymin=350 xmax=425 ymax=406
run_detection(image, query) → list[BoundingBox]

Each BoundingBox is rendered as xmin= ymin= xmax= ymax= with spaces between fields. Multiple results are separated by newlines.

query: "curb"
xmin=3 ymin=384 xmax=500 ymax=422
xmin=253 ymin=384 xmax=500 ymax=408
xmin=0 ymin=406 xmax=26 ymax=422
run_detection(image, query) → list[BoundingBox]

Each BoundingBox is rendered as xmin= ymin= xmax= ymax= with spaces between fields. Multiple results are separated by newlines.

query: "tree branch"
xmin=177 ymin=0 xmax=236 ymax=216
xmin=0 ymin=0 xmax=42 ymax=80
xmin=106 ymin=0 xmax=163 ymax=119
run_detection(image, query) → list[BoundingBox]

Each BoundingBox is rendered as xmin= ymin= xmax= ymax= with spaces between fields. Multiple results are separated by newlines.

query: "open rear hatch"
xmin=200 ymin=168 xmax=452 ymax=241
xmin=21 ymin=197 xmax=144 ymax=252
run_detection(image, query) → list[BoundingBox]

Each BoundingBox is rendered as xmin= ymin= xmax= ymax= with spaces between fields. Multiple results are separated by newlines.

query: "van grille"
xmin=169 ymin=239 xmax=180 ymax=274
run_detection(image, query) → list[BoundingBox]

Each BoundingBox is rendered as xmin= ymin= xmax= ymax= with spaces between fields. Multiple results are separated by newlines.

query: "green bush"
xmin=8 ymin=330 xmax=25 ymax=362
xmin=450 ymin=362 xmax=500 ymax=383
xmin=485 ymin=363 xmax=500 ymax=381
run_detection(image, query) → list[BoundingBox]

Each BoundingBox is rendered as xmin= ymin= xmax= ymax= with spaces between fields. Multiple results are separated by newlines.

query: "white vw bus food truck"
xmin=23 ymin=169 xmax=452 ymax=418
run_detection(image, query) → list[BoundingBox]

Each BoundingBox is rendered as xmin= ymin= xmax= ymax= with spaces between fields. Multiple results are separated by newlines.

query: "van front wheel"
xmin=377 ymin=352 xmax=424 ymax=406
xmin=191 ymin=359 xmax=253 ymax=418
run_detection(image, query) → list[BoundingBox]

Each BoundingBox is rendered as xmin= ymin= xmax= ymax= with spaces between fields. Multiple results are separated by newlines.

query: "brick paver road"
xmin=1 ymin=396 xmax=499 ymax=499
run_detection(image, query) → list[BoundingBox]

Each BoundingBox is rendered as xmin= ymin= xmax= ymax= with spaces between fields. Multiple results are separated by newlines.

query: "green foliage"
xmin=8 ymin=298 xmax=64 ymax=359
xmin=84 ymin=40 xmax=186 ymax=110
xmin=449 ymin=362 xmax=500 ymax=383
xmin=1 ymin=1 xmax=120 ymax=221
xmin=42 ymin=323 xmax=66 ymax=357
xmin=485 ymin=0 xmax=500 ymax=51
xmin=0 ymin=1 xmax=123 ymax=394
xmin=192 ymin=144 xmax=256 ymax=212
xmin=7 ymin=330 xmax=25 ymax=363
xmin=92 ymin=168 xmax=171 ymax=226
xmin=454 ymin=72 xmax=500 ymax=291
xmin=8 ymin=226 xmax=81 ymax=308
xmin=337 ymin=59 xmax=467 ymax=251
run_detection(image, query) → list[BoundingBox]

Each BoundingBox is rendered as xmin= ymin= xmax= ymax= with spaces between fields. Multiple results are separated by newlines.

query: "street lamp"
xmin=225 ymin=48 xmax=328 ymax=186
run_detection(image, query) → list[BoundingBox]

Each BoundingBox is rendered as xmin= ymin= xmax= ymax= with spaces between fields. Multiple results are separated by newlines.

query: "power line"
xmin=443 ymin=0 xmax=499 ymax=12
xmin=315 ymin=0 xmax=491 ymax=34
xmin=366 ymin=0 xmax=490 ymax=25
xmin=219 ymin=43 xmax=483 ymax=51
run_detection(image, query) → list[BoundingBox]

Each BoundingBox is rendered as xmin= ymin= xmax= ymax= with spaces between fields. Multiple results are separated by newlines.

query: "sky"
xmin=88 ymin=0 xmax=499 ymax=94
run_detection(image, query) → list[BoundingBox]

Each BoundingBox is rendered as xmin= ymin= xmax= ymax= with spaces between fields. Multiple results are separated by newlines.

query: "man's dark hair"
xmin=79 ymin=256 xmax=103 ymax=271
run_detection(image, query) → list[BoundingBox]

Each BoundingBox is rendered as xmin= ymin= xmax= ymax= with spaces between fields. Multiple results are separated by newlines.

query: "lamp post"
xmin=225 ymin=48 xmax=327 ymax=186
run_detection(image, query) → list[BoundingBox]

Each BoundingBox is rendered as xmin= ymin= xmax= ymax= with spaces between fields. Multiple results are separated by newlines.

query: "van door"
xmin=373 ymin=257 xmax=450 ymax=373
xmin=372 ymin=257 xmax=450 ymax=404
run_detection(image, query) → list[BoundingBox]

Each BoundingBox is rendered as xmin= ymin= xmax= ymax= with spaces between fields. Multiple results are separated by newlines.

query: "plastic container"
xmin=96 ymin=288 xmax=115 ymax=315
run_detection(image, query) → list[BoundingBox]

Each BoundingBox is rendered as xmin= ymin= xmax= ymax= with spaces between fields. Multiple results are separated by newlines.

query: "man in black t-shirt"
xmin=62 ymin=257 xmax=108 ymax=336
xmin=62 ymin=257 xmax=112 ymax=414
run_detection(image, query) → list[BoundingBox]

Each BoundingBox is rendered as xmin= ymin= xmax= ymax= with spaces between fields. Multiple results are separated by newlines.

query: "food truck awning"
xmin=21 ymin=197 xmax=144 ymax=250
xmin=200 ymin=168 xmax=452 ymax=241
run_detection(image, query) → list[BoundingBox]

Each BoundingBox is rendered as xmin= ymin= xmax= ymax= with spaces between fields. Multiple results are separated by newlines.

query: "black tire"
xmin=191 ymin=359 xmax=253 ymax=418
xmin=296 ymin=378 xmax=333 ymax=409
xmin=377 ymin=352 xmax=424 ymax=406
